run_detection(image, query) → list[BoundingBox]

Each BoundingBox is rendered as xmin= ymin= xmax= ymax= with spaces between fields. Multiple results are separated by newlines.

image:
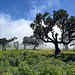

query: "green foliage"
xmin=0 ymin=37 xmax=17 ymax=50
xmin=30 ymin=9 xmax=75 ymax=55
xmin=0 ymin=49 xmax=75 ymax=75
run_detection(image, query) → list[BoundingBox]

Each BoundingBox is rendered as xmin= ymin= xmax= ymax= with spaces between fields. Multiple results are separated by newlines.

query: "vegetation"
xmin=70 ymin=41 xmax=75 ymax=49
xmin=0 ymin=9 xmax=75 ymax=75
xmin=0 ymin=37 xmax=17 ymax=50
xmin=22 ymin=35 xmax=44 ymax=50
xmin=30 ymin=9 xmax=75 ymax=55
xmin=22 ymin=36 xmax=29 ymax=50
xmin=0 ymin=49 xmax=75 ymax=75
xmin=13 ymin=41 xmax=19 ymax=50
xmin=29 ymin=35 xmax=44 ymax=50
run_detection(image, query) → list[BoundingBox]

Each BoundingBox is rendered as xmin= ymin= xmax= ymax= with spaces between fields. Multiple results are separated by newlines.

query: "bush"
xmin=27 ymin=58 xmax=37 ymax=65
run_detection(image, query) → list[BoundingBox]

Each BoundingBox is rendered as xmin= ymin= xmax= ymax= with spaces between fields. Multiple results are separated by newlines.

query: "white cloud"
xmin=0 ymin=14 xmax=33 ymax=43
xmin=28 ymin=0 xmax=60 ymax=19
xmin=30 ymin=5 xmax=46 ymax=18
xmin=47 ymin=0 xmax=60 ymax=7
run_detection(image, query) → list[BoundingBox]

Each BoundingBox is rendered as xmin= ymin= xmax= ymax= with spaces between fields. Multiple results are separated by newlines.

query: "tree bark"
xmin=24 ymin=44 xmax=26 ymax=50
xmin=54 ymin=42 xmax=60 ymax=56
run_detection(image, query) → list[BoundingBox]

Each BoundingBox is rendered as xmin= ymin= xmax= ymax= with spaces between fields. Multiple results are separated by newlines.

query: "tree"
xmin=22 ymin=35 xmax=44 ymax=50
xmin=62 ymin=38 xmax=69 ymax=50
xmin=22 ymin=36 xmax=29 ymax=50
xmin=30 ymin=9 xmax=75 ymax=55
xmin=6 ymin=43 xmax=11 ymax=49
xmin=13 ymin=41 xmax=19 ymax=50
xmin=64 ymin=45 xmax=69 ymax=50
xmin=0 ymin=44 xmax=1 ymax=49
xmin=70 ymin=41 xmax=75 ymax=50
xmin=0 ymin=37 xmax=17 ymax=50
xmin=29 ymin=35 xmax=44 ymax=50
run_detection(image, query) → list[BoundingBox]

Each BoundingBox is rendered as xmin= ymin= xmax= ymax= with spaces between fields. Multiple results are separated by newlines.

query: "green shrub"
xmin=27 ymin=58 xmax=37 ymax=65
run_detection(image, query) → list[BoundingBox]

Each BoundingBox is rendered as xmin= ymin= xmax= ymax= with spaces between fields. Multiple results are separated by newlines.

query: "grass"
xmin=0 ymin=49 xmax=75 ymax=75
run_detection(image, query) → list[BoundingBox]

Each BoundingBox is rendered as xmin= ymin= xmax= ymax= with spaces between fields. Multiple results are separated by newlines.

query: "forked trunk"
xmin=54 ymin=42 xmax=60 ymax=56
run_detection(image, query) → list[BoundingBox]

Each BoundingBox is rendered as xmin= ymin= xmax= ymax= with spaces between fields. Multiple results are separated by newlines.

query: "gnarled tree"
xmin=29 ymin=35 xmax=44 ymax=50
xmin=0 ymin=37 xmax=17 ymax=50
xmin=30 ymin=9 xmax=75 ymax=55
xmin=22 ymin=35 xmax=44 ymax=50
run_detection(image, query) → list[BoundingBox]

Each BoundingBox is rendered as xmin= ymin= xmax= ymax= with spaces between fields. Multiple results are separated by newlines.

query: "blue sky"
xmin=0 ymin=0 xmax=75 ymax=46
xmin=0 ymin=0 xmax=75 ymax=20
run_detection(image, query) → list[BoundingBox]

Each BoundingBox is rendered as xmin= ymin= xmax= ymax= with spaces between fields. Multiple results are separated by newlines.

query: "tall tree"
xmin=0 ymin=37 xmax=17 ymax=50
xmin=30 ymin=9 xmax=75 ymax=55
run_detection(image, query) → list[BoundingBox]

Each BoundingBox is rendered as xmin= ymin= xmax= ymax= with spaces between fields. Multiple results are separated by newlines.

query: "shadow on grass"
xmin=22 ymin=49 xmax=75 ymax=62
xmin=42 ymin=53 xmax=75 ymax=62
xmin=60 ymin=53 xmax=75 ymax=62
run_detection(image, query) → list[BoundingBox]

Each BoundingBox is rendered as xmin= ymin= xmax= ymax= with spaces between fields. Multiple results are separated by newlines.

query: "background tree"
xmin=0 ymin=37 xmax=17 ymax=50
xmin=29 ymin=35 xmax=44 ymax=50
xmin=61 ymin=37 xmax=69 ymax=50
xmin=0 ymin=44 xmax=1 ymax=49
xmin=22 ymin=36 xmax=29 ymax=50
xmin=64 ymin=45 xmax=69 ymax=50
xmin=13 ymin=41 xmax=19 ymax=50
xmin=6 ymin=43 xmax=11 ymax=49
xmin=30 ymin=9 xmax=75 ymax=55
xmin=22 ymin=35 xmax=44 ymax=50
xmin=70 ymin=41 xmax=75 ymax=50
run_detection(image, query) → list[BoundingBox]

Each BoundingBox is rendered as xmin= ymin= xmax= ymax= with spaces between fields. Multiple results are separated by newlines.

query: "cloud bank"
xmin=0 ymin=14 xmax=33 ymax=43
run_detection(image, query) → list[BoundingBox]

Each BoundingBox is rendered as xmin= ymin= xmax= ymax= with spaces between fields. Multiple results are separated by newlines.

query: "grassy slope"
xmin=0 ymin=49 xmax=75 ymax=75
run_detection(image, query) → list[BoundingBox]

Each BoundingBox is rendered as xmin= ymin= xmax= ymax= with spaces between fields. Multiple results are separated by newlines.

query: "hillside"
xmin=0 ymin=49 xmax=75 ymax=75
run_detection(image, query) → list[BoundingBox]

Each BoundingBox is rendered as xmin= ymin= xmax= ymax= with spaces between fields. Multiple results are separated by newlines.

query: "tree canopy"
xmin=22 ymin=36 xmax=30 ymax=50
xmin=13 ymin=41 xmax=19 ymax=50
xmin=30 ymin=9 xmax=75 ymax=55
xmin=29 ymin=35 xmax=44 ymax=50
xmin=0 ymin=37 xmax=17 ymax=50
xmin=22 ymin=35 xmax=44 ymax=50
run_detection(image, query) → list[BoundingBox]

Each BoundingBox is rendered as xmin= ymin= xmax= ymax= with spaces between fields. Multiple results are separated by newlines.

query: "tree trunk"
xmin=2 ymin=45 xmax=3 ymax=50
xmin=24 ymin=44 xmax=26 ymax=50
xmin=16 ymin=46 xmax=18 ymax=50
xmin=33 ymin=45 xmax=36 ymax=50
xmin=54 ymin=42 xmax=60 ymax=56
xmin=2 ymin=45 xmax=6 ymax=50
xmin=64 ymin=45 xmax=69 ymax=50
